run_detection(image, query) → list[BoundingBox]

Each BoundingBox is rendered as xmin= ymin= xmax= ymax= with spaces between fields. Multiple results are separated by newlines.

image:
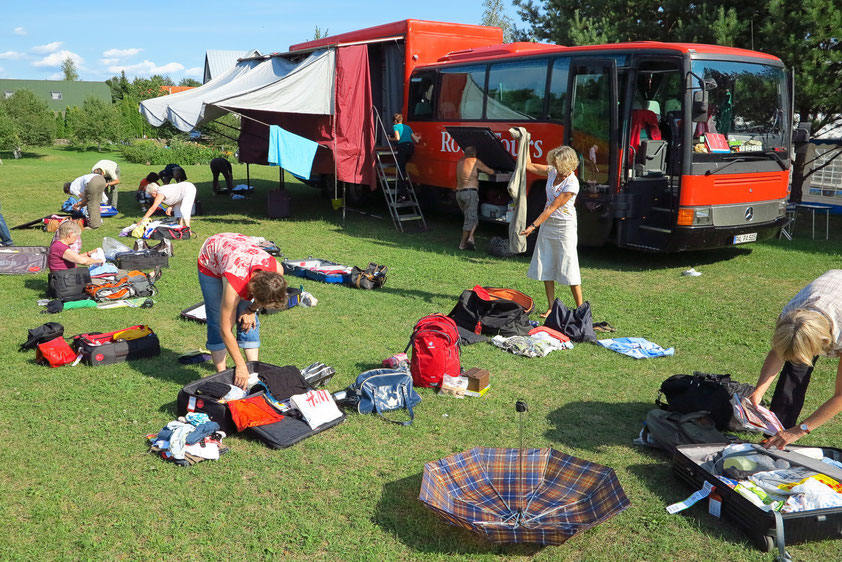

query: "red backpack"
xmin=406 ymin=314 xmax=460 ymax=388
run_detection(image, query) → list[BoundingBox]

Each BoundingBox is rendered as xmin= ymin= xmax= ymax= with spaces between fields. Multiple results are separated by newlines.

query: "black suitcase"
xmin=48 ymin=267 xmax=92 ymax=302
xmin=115 ymin=250 xmax=169 ymax=269
xmin=0 ymin=246 xmax=48 ymax=275
xmin=72 ymin=325 xmax=161 ymax=367
xmin=672 ymin=443 xmax=842 ymax=552
xmin=247 ymin=413 xmax=345 ymax=449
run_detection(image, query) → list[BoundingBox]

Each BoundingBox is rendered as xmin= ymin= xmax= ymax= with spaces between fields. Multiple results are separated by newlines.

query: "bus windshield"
xmin=690 ymin=60 xmax=789 ymax=160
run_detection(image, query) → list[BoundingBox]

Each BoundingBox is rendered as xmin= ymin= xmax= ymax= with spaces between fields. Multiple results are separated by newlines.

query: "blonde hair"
xmin=773 ymin=309 xmax=833 ymax=365
xmin=546 ymin=145 xmax=578 ymax=176
xmin=145 ymin=184 xmax=159 ymax=196
xmin=57 ymin=220 xmax=82 ymax=239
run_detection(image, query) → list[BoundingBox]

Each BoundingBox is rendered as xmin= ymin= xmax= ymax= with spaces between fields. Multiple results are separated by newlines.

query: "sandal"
xmin=593 ymin=321 xmax=616 ymax=333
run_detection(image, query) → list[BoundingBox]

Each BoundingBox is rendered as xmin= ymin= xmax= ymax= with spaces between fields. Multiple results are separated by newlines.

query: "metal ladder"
xmin=372 ymin=108 xmax=426 ymax=232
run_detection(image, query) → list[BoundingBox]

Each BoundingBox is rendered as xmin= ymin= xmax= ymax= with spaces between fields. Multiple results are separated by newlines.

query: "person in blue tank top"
xmin=391 ymin=113 xmax=421 ymax=201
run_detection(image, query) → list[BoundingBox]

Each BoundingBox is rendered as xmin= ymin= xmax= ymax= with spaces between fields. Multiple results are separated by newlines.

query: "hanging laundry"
xmin=268 ymin=125 xmax=319 ymax=179
xmin=597 ymin=337 xmax=674 ymax=359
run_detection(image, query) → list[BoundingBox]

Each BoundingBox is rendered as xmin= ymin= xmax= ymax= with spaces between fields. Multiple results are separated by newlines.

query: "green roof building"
xmin=0 ymin=79 xmax=111 ymax=113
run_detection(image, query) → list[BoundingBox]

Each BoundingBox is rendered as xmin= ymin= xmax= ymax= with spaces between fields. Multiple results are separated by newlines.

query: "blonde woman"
xmin=520 ymin=145 xmax=583 ymax=317
xmin=749 ymin=270 xmax=842 ymax=448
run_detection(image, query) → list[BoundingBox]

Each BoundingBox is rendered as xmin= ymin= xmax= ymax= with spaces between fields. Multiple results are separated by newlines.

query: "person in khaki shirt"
xmin=455 ymin=146 xmax=494 ymax=250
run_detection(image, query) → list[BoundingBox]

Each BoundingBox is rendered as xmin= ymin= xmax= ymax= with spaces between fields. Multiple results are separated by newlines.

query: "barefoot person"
xmin=456 ymin=146 xmax=494 ymax=250
xmin=197 ymin=233 xmax=288 ymax=389
xmin=748 ymin=270 xmax=842 ymax=449
xmin=519 ymin=145 xmax=582 ymax=317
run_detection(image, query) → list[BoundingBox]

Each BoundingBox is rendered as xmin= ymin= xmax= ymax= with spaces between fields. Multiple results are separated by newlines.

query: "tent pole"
xmin=279 ymin=167 xmax=284 ymax=190
xmin=247 ymin=163 xmax=250 ymax=188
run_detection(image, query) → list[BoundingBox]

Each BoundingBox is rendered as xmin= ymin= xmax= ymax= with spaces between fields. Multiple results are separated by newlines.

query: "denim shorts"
xmin=198 ymin=271 xmax=260 ymax=352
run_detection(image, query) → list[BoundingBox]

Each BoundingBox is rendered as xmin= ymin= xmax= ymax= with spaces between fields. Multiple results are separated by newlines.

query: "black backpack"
xmin=448 ymin=288 xmax=532 ymax=338
xmin=656 ymin=372 xmax=754 ymax=431
xmin=47 ymin=268 xmax=92 ymax=302
xmin=20 ymin=322 xmax=65 ymax=352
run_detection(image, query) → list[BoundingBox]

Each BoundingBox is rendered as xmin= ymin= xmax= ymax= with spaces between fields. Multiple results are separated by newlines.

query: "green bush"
xmin=119 ymin=138 xmax=229 ymax=165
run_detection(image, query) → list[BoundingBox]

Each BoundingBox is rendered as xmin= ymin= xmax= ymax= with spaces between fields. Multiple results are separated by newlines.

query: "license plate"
xmin=733 ymin=233 xmax=757 ymax=244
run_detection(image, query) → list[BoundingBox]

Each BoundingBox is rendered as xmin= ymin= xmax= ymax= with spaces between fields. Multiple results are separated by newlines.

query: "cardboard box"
xmin=464 ymin=367 xmax=490 ymax=392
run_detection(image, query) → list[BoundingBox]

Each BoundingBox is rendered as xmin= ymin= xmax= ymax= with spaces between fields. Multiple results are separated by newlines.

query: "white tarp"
xmin=139 ymin=49 xmax=261 ymax=131
xmin=139 ymin=50 xmax=334 ymax=133
xmin=212 ymin=49 xmax=335 ymax=116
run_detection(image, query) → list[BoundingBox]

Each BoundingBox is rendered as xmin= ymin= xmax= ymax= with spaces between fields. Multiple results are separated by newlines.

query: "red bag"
xmin=36 ymin=336 xmax=78 ymax=367
xmin=406 ymin=313 xmax=460 ymax=388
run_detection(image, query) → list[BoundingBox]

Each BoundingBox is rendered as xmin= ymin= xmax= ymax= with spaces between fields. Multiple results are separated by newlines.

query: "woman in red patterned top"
xmin=198 ymin=233 xmax=287 ymax=388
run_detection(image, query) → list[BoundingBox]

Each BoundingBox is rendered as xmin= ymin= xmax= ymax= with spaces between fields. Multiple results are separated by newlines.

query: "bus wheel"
xmin=524 ymin=181 xmax=546 ymax=255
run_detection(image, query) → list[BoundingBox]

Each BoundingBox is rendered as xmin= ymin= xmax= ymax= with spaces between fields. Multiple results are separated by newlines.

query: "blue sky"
xmin=1 ymin=0 xmax=521 ymax=82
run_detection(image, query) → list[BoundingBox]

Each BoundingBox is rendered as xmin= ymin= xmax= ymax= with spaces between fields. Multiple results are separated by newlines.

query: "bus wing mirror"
xmin=792 ymin=127 xmax=809 ymax=144
xmin=692 ymin=90 xmax=709 ymax=123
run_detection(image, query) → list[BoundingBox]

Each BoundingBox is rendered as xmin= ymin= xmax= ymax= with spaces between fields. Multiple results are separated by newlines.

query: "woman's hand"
xmin=747 ymin=390 xmax=763 ymax=409
xmin=238 ymin=311 xmax=257 ymax=332
xmin=762 ymin=427 xmax=805 ymax=450
xmin=519 ymin=224 xmax=537 ymax=237
xmin=165 ymin=207 xmax=173 ymax=216
xmin=234 ymin=364 xmax=250 ymax=390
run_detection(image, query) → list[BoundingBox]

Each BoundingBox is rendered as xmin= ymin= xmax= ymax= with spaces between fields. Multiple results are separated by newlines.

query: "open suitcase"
xmin=672 ymin=443 xmax=842 ymax=552
xmin=176 ymin=361 xmax=344 ymax=446
xmin=71 ymin=324 xmax=161 ymax=366
xmin=282 ymin=258 xmax=352 ymax=284
xmin=0 ymin=246 xmax=48 ymax=275
xmin=115 ymin=249 xmax=169 ymax=269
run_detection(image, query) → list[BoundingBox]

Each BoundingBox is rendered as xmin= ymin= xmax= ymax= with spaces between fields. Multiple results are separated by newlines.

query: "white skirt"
xmin=527 ymin=216 xmax=581 ymax=285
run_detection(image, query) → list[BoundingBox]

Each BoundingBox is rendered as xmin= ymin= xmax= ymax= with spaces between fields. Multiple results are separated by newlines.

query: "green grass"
xmin=0 ymin=146 xmax=841 ymax=561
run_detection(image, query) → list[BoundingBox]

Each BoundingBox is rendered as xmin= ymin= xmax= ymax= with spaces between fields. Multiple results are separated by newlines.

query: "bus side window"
xmin=408 ymin=71 xmax=436 ymax=121
xmin=547 ymin=58 xmax=569 ymax=122
xmin=437 ymin=65 xmax=487 ymax=120
xmin=486 ymin=59 xmax=548 ymax=120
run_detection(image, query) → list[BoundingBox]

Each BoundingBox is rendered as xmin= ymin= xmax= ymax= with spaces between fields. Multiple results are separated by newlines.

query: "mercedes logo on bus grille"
xmin=745 ymin=206 xmax=754 ymax=221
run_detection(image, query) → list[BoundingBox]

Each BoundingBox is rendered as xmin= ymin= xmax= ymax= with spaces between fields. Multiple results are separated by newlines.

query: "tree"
xmin=481 ymin=0 xmax=514 ymax=43
xmin=106 ymin=71 xmax=131 ymax=103
xmin=61 ymin=57 xmax=79 ymax=81
xmin=313 ymin=26 xmax=329 ymax=40
xmin=0 ymin=108 xmax=21 ymax=161
xmin=73 ymin=96 xmax=120 ymax=150
xmin=178 ymin=77 xmax=201 ymax=87
xmin=55 ymin=111 xmax=66 ymax=139
xmin=0 ymin=89 xmax=55 ymax=146
xmin=514 ymin=0 xmax=842 ymax=201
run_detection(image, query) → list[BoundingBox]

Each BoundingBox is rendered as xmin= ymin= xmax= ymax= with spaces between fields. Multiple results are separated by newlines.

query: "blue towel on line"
xmin=267 ymin=125 xmax=319 ymax=180
xmin=597 ymin=337 xmax=674 ymax=359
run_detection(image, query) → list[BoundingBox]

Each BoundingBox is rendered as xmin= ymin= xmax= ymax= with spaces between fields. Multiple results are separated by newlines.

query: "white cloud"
xmin=14 ymin=27 xmax=27 ymax=36
xmin=103 ymin=48 xmax=142 ymax=58
xmin=0 ymin=51 xmax=24 ymax=60
xmin=184 ymin=66 xmax=202 ymax=77
xmin=48 ymin=72 xmax=63 ymax=80
xmin=32 ymin=41 xmax=63 ymax=54
xmin=100 ymin=58 xmax=119 ymax=65
xmin=33 ymin=50 xmax=83 ymax=68
xmin=109 ymin=60 xmax=184 ymax=76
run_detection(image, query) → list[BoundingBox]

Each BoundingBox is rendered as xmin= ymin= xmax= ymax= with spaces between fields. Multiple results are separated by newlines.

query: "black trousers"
xmin=769 ymin=357 xmax=818 ymax=428
xmin=395 ymin=142 xmax=414 ymax=196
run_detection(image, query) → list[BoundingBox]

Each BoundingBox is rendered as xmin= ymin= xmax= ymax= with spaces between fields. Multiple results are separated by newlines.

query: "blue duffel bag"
xmin=345 ymin=368 xmax=421 ymax=426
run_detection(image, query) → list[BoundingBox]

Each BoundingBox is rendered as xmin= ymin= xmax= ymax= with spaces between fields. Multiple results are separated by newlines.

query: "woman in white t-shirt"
xmin=141 ymin=181 xmax=198 ymax=227
xmin=519 ymin=145 xmax=583 ymax=318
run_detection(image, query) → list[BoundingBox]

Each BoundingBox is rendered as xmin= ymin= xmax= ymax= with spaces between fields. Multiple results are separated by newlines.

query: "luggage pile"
xmin=147 ymin=413 xmax=229 ymax=466
xmin=283 ymin=258 xmax=388 ymax=289
xmin=21 ymin=322 xmax=161 ymax=367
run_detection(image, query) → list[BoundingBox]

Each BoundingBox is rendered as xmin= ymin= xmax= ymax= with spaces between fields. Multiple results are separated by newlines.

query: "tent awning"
xmin=139 ymin=50 xmax=333 ymax=133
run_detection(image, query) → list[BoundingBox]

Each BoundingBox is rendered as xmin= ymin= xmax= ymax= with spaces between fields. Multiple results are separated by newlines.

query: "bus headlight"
xmin=778 ymin=200 xmax=787 ymax=216
xmin=677 ymin=207 xmax=712 ymax=226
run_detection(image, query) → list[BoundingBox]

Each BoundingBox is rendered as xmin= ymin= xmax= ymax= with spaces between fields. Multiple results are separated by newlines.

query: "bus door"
xmin=566 ymin=58 xmax=618 ymax=246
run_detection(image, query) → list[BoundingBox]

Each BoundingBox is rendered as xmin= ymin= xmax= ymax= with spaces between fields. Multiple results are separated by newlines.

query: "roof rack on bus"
xmin=438 ymin=42 xmax=561 ymax=62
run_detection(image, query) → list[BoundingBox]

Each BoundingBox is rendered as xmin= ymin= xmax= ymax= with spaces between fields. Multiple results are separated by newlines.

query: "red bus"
xmin=407 ymin=41 xmax=792 ymax=252
xmin=294 ymin=23 xmax=792 ymax=252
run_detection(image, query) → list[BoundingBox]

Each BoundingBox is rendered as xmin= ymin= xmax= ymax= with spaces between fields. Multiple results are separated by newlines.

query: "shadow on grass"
xmin=374 ymin=472 xmax=542 ymax=556
xmin=625 ymin=462 xmax=758 ymax=549
xmin=377 ymin=285 xmax=459 ymax=304
xmin=0 ymin=151 xmax=46 ymax=159
xmin=23 ymin=277 xmax=48 ymax=297
xmin=133 ymin=347 xmax=208 ymax=386
xmin=545 ymin=401 xmax=653 ymax=452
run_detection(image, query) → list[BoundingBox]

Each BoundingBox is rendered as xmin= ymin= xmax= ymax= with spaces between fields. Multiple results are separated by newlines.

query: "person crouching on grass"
xmin=519 ymin=145 xmax=583 ymax=318
xmin=197 ymin=233 xmax=288 ymax=389
xmin=48 ymin=221 xmax=104 ymax=272
xmin=140 ymin=181 xmax=198 ymax=227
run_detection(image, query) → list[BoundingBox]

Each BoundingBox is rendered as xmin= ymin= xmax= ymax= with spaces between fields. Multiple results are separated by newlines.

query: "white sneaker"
xmin=682 ymin=268 xmax=702 ymax=277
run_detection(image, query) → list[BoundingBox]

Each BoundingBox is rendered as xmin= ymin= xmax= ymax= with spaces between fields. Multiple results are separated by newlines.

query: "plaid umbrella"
xmin=419 ymin=447 xmax=630 ymax=545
